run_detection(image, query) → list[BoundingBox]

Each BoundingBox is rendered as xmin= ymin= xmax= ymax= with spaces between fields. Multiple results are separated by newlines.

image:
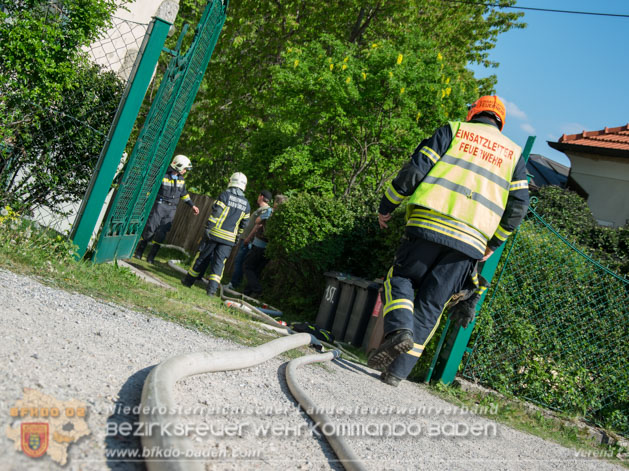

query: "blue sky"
xmin=470 ymin=0 xmax=629 ymax=167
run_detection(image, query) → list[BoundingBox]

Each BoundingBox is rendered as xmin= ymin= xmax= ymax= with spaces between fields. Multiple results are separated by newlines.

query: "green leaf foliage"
xmin=533 ymin=186 xmax=629 ymax=276
xmin=0 ymin=0 xmax=119 ymax=105
xmin=261 ymin=192 xmax=407 ymax=318
xmin=176 ymin=0 xmax=523 ymax=198
xmin=0 ymin=0 xmax=124 ymax=213
xmin=1 ymin=62 xmax=124 ymax=213
xmin=246 ymin=33 xmax=473 ymax=199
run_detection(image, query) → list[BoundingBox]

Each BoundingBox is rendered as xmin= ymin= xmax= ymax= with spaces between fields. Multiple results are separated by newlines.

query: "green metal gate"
xmin=92 ymin=0 xmax=228 ymax=263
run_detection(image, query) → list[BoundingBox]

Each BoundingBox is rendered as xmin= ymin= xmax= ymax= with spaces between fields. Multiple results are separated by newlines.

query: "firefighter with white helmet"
xmin=369 ymin=95 xmax=529 ymax=387
xmin=134 ymin=154 xmax=199 ymax=263
xmin=181 ymin=172 xmax=251 ymax=296
xmin=171 ymin=154 xmax=193 ymax=173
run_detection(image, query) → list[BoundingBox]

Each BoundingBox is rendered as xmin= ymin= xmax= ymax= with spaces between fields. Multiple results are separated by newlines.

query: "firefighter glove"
xmin=448 ymin=291 xmax=481 ymax=329
xmin=448 ymin=275 xmax=489 ymax=329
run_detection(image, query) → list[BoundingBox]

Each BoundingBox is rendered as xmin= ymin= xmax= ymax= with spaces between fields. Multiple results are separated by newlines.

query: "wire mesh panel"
xmin=0 ymin=8 xmax=148 ymax=236
xmin=94 ymin=0 xmax=228 ymax=262
xmin=463 ymin=204 xmax=629 ymax=436
xmin=88 ymin=16 xmax=151 ymax=82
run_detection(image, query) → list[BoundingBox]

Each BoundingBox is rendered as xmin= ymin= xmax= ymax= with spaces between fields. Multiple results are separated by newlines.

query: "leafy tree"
xmin=0 ymin=0 xmax=123 ymax=213
xmin=243 ymin=33 xmax=473 ymax=199
xmin=176 ymin=0 xmax=524 ymax=197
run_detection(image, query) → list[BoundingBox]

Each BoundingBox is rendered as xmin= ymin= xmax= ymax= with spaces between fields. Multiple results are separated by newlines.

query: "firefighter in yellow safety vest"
xmin=181 ymin=172 xmax=251 ymax=296
xmin=368 ymin=96 xmax=529 ymax=387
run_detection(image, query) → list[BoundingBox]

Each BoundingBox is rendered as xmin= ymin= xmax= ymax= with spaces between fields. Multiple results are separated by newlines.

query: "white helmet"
xmin=228 ymin=172 xmax=247 ymax=191
xmin=171 ymin=154 xmax=192 ymax=173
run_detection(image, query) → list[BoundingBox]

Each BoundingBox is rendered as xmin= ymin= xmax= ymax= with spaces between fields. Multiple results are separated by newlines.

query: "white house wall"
xmin=87 ymin=0 xmax=180 ymax=81
xmin=568 ymin=152 xmax=629 ymax=227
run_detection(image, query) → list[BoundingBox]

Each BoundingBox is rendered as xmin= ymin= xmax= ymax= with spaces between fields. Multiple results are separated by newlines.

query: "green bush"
xmin=261 ymin=192 xmax=355 ymax=319
xmin=262 ymin=192 xmax=407 ymax=319
xmin=1 ymin=1 xmax=122 ymax=213
xmin=533 ymin=186 xmax=629 ymax=276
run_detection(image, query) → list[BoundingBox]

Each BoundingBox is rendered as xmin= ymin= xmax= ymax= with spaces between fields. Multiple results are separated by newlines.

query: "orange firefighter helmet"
xmin=466 ymin=95 xmax=506 ymax=131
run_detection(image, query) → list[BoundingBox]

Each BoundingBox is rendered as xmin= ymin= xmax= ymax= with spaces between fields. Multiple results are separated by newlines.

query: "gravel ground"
xmin=0 ymin=268 xmax=624 ymax=470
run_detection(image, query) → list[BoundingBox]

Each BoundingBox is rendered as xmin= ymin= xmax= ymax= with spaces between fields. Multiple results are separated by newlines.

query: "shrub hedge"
xmin=465 ymin=215 xmax=628 ymax=434
xmin=262 ymin=192 xmax=407 ymax=320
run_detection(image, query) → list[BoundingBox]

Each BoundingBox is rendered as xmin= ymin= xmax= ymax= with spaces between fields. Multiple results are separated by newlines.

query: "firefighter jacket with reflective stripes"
xmin=156 ymin=168 xmax=194 ymax=207
xmin=379 ymin=116 xmax=529 ymax=259
xmin=205 ymin=187 xmax=251 ymax=246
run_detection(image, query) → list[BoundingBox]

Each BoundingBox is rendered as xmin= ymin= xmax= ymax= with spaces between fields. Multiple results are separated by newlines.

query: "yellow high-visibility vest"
xmin=408 ymin=121 xmax=522 ymax=238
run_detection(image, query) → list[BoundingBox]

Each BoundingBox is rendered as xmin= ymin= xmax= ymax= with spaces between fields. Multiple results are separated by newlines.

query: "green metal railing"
xmin=71 ymin=16 xmax=172 ymax=258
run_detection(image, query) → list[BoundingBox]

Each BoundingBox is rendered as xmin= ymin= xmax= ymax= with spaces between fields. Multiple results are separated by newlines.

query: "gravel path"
xmin=0 ymin=268 xmax=623 ymax=470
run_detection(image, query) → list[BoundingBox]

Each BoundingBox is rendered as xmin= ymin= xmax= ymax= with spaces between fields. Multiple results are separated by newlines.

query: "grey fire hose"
xmin=167 ymin=260 xmax=361 ymax=362
xmin=285 ymin=351 xmax=368 ymax=471
xmin=140 ymin=333 xmax=313 ymax=471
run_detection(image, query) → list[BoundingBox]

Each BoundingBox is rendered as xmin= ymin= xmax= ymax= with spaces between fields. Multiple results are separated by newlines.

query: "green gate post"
xmin=70 ymin=17 xmax=172 ymax=260
xmin=426 ymin=135 xmax=536 ymax=384
xmin=91 ymin=0 xmax=228 ymax=263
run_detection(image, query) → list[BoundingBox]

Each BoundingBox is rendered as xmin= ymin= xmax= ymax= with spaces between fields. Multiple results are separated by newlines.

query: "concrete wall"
xmin=87 ymin=0 xmax=180 ymax=81
xmin=567 ymin=152 xmax=629 ymax=227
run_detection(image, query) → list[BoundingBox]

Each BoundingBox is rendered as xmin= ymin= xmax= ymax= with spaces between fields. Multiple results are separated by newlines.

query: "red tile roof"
xmin=548 ymin=124 xmax=629 ymax=158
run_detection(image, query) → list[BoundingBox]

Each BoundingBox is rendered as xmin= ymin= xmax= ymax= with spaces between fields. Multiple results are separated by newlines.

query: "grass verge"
xmin=430 ymin=381 xmax=628 ymax=468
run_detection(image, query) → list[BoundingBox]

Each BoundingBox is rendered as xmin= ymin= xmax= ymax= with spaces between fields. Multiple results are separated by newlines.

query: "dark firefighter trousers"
xmin=243 ymin=245 xmax=268 ymax=296
xmin=187 ymin=236 xmax=233 ymax=294
xmin=383 ymin=235 xmax=475 ymax=380
xmin=141 ymin=202 xmax=177 ymax=245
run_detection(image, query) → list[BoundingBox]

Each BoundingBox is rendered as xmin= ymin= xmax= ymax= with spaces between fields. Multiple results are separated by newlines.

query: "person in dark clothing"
xmin=368 ymin=96 xmax=529 ymax=387
xmin=242 ymin=194 xmax=288 ymax=298
xmin=134 ymin=154 xmax=199 ymax=263
xmin=225 ymin=189 xmax=272 ymax=291
xmin=181 ymin=172 xmax=251 ymax=296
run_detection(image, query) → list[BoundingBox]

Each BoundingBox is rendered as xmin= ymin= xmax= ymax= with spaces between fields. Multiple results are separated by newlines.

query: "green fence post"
xmin=70 ymin=17 xmax=172 ymax=260
xmin=426 ymin=135 xmax=536 ymax=384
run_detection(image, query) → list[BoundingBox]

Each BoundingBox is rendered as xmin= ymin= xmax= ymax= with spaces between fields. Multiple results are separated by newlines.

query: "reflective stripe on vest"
xmin=408 ymin=121 xmax=521 ymax=238
xmin=208 ymin=200 xmax=249 ymax=243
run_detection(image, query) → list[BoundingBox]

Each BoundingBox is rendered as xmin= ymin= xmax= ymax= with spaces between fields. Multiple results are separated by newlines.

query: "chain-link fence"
xmin=0 ymin=11 xmax=149 ymax=235
xmin=88 ymin=16 xmax=151 ymax=83
xmin=463 ymin=203 xmax=629 ymax=436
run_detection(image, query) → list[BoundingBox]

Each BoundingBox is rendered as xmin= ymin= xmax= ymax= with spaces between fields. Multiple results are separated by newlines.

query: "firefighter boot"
xmin=367 ymin=329 xmax=414 ymax=372
xmin=134 ymin=239 xmax=148 ymax=259
xmin=181 ymin=274 xmax=196 ymax=288
xmin=146 ymin=243 xmax=160 ymax=264
xmin=206 ymin=280 xmax=218 ymax=297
